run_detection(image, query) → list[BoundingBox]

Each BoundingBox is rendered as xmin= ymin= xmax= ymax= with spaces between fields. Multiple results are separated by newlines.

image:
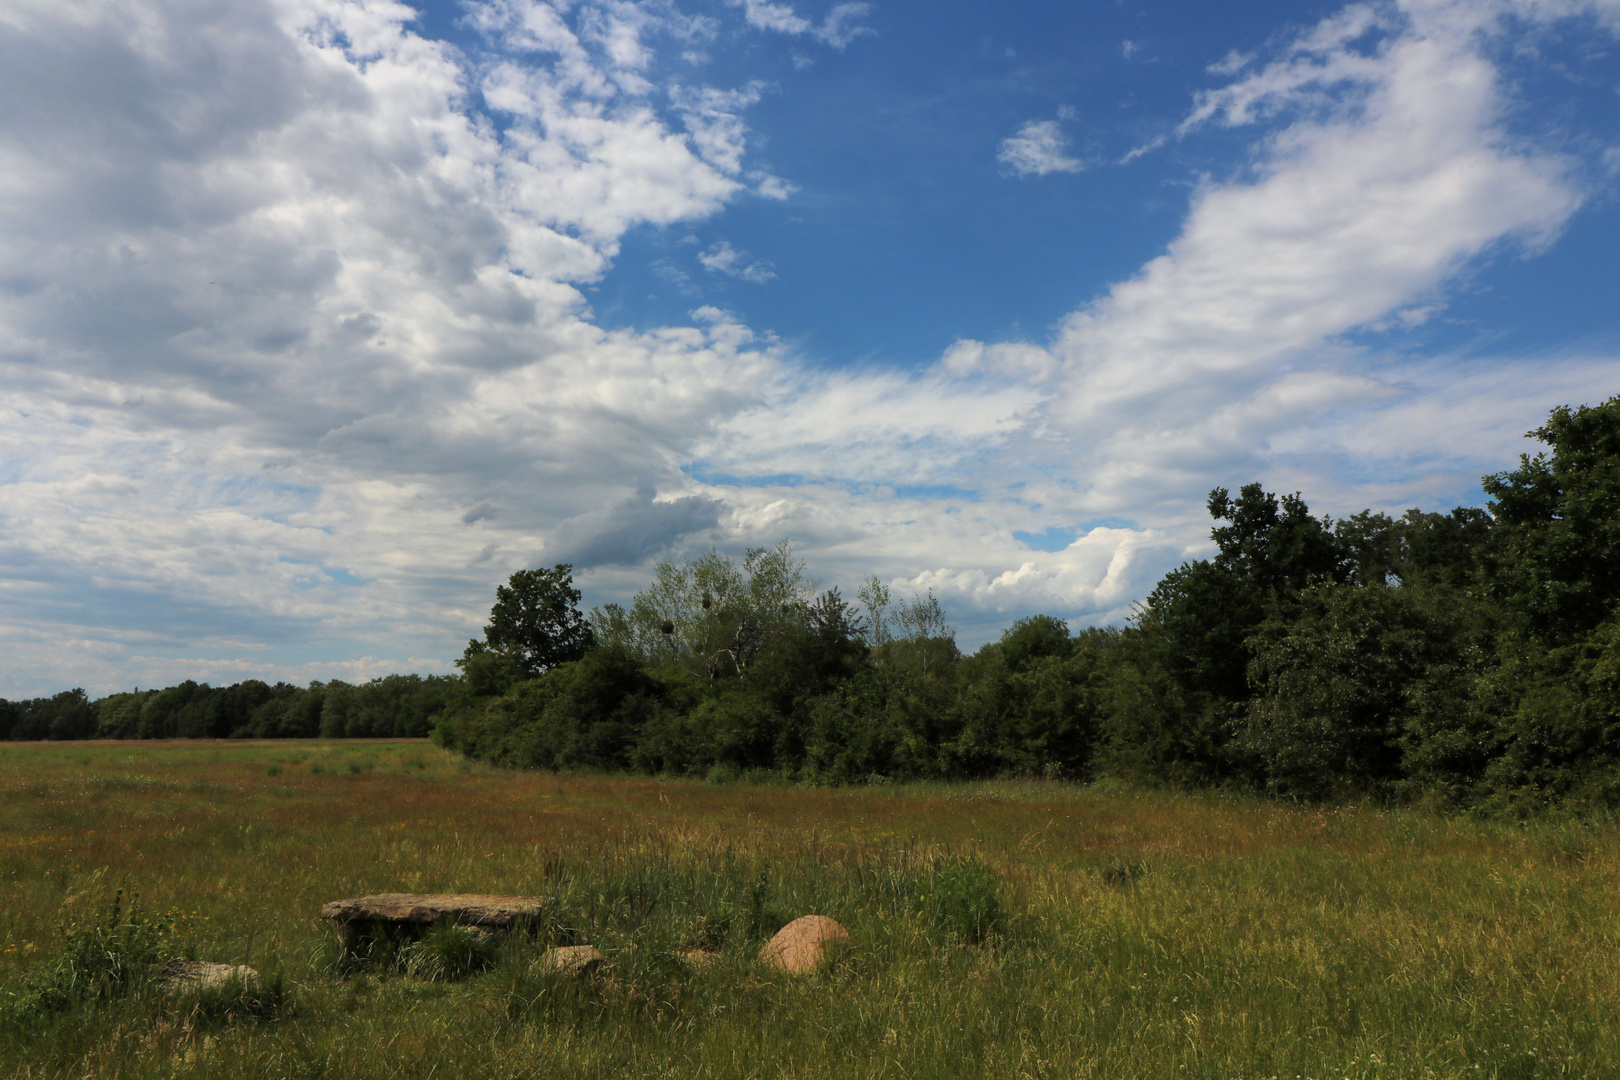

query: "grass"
xmin=1 ymin=740 xmax=1618 ymax=1078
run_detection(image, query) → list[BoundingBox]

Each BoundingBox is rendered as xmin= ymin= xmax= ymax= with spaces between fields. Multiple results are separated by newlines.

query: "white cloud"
xmin=997 ymin=119 xmax=1084 ymax=177
xmin=3 ymin=0 xmax=1620 ymax=696
xmin=0 ymin=0 xmax=788 ymax=694
xmin=685 ymin=0 xmax=1620 ymax=635
xmin=1208 ymin=48 xmax=1252 ymax=75
xmin=726 ymin=0 xmax=872 ymax=47
xmin=698 ymin=240 xmax=777 ymax=282
xmin=1041 ymin=0 xmax=1597 ymax=520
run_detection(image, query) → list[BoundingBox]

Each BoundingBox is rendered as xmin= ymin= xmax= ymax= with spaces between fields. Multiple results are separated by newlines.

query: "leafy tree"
xmin=993 ymin=615 xmax=1074 ymax=673
xmin=1207 ymin=484 xmax=1342 ymax=592
xmin=465 ymin=564 xmax=594 ymax=678
xmin=593 ymin=542 xmax=815 ymax=679
xmin=1241 ymin=582 xmax=1473 ymax=798
xmin=1392 ymin=507 xmax=1492 ymax=589
xmin=1483 ymin=395 xmax=1620 ymax=642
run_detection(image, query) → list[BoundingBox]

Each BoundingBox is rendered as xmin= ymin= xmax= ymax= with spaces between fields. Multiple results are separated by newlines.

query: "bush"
xmin=917 ymin=858 xmax=1002 ymax=944
xmin=4 ymin=890 xmax=173 ymax=1020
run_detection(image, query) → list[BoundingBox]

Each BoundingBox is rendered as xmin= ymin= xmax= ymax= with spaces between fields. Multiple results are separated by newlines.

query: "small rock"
xmin=158 ymin=961 xmax=259 ymax=993
xmin=538 ymin=945 xmax=604 ymax=977
xmin=679 ymin=949 xmax=719 ymax=969
xmin=758 ymin=915 xmax=850 ymax=973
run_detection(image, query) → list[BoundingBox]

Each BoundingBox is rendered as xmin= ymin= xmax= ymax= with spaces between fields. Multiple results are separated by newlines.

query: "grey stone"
xmin=538 ymin=945 xmax=604 ymax=977
xmin=158 ymin=961 xmax=259 ymax=993
xmin=319 ymin=892 xmax=544 ymax=948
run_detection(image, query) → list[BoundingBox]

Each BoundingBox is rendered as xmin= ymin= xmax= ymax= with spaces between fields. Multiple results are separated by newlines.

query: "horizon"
xmin=3 ymin=0 xmax=1619 ymax=698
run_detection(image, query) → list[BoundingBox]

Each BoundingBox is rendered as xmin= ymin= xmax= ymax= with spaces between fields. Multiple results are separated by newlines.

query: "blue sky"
xmin=1 ymin=0 xmax=1618 ymax=696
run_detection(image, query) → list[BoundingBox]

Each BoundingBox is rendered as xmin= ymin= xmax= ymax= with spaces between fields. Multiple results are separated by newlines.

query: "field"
xmin=2 ymin=741 xmax=1619 ymax=1079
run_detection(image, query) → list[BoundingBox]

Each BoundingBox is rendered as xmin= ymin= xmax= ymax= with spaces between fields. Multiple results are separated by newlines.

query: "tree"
xmin=593 ymin=542 xmax=816 ymax=679
xmin=1483 ymin=395 xmax=1620 ymax=643
xmin=466 ymin=564 xmax=594 ymax=679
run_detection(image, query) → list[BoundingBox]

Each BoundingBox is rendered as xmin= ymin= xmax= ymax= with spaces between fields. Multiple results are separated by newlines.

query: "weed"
xmin=1100 ymin=859 xmax=1146 ymax=888
xmin=399 ymin=925 xmax=501 ymax=982
xmin=917 ymin=857 xmax=1002 ymax=944
xmin=4 ymin=889 xmax=173 ymax=1020
xmin=166 ymin=969 xmax=294 ymax=1026
xmin=706 ymin=762 xmax=741 ymax=785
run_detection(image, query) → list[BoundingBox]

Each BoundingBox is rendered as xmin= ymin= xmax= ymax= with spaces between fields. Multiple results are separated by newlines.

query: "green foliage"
xmin=4 ymin=890 xmax=173 ymax=1019
xmin=590 ymin=541 xmax=817 ymax=679
xmin=467 ymin=564 xmax=595 ymax=678
xmin=0 ymin=677 xmax=453 ymax=744
xmin=916 ymin=858 xmax=1002 ymax=944
xmin=1240 ymin=582 xmax=1486 ymax=798
xmin=399 ymin=925 xmax=503 ymax=982
xmin=1484 ymin=394 xmax=1620 ymax=643
xmin=0 ymin=688 xmax=94 ymax=741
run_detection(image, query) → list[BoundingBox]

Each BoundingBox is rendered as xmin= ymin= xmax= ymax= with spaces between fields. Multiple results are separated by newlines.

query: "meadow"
xmin=2 ymin=739 xmax=1618 ymax=1079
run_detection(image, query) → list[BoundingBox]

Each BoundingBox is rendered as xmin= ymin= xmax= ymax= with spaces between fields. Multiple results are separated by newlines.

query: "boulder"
xmin=158 ymin=961 xmax=259 ymax=993
xmin=758 ymin=915 xmax=850 ymax=973
xmin=320 ymin=893 xmax=544 ymax=949
xmin=538 ymin=945 xmax=604 ymax=977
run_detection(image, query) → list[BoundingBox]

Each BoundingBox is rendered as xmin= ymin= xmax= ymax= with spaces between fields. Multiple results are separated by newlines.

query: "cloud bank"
xmin=1 ymin=0 xmax=1617 ymax=695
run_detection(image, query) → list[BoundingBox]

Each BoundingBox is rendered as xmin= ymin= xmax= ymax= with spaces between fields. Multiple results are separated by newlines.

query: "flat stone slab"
xmin=158 ymin=961 xmax=259 ymax=993
xmin=538 ymin=945 xmax=604 ymax=977
xmin=320 ymin=893 xmax=544 ymax=947
xmin=759 ymin=915 xmax=850 ymax=973
xmin=321 ymin=893 xmax=544 ymax=928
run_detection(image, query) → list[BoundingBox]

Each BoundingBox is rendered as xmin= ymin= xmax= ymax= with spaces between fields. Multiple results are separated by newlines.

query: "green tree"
xmin=1483 ymin=395 xmax=1620 ymax=643
xmin=1241 ymin=582 xmax=1485 ymax=798
xmin=465 ymin=564 xmax=594 ymax=678
xmin=593 ymin=542 xmax=815 ymax=679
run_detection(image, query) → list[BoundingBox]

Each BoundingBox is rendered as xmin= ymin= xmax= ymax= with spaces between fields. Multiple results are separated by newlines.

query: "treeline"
xmin=0 ymin=675 xmax=454 ymax=742
xmin=437 ymin=396 xmax=1620 ymax=810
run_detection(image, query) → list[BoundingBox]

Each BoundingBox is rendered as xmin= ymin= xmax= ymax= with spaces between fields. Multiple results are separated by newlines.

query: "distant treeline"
xmin=0 ymin=675 xmax=453 ymax=742
xmin=11 ymin=396 xmax=1620 ymax=811
xmin=436 ymin=396 xmax=1620 ymax=812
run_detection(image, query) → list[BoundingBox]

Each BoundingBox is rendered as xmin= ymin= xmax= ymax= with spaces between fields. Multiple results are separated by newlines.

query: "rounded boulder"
xmin=758 ymin=915 xmax=850 ymax=973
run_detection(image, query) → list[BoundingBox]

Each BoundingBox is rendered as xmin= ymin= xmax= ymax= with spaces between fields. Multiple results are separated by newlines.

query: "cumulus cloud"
xmin=2 ymin=0 xmax=1619 ymax=696
xmin=1048 ymin=0 xmax=1592 ymax=520
xmin=548 ymin=487 xmax=724 ymax=566
xmin=0 ymin=0 xmax=785 ymax=693
xmin=691 ymin=0 xmax=1620 ymax=630
xmin=997 ymin=119 xmax=1084 ymax=177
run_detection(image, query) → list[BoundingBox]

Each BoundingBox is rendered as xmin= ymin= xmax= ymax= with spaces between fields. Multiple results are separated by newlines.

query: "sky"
xmin=2 ymin=0 xmax=1619 ymax=698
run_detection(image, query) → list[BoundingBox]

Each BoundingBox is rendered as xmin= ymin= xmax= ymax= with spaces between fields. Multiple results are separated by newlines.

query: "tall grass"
xmin=1 ymin=739 xmax=1618 ymax=1077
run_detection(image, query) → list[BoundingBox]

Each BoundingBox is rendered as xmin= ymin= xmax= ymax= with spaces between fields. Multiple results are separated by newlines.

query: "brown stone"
xmin=157 ymin=961 xmax=259 ymax=993
xmin=758 ymin=915 xmax=851 ymax=973
xmin=679 ymin=949 xmax=719 ymax=969
xmin=538 ymin=945 xmax=604 ymax=977
xmin=320 ymin=893 xmax=544 ymax=948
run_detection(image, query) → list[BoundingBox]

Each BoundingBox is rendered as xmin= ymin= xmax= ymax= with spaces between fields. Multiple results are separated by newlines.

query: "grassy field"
xmin=2 ymin=740 xmax=1618 ymax=1079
